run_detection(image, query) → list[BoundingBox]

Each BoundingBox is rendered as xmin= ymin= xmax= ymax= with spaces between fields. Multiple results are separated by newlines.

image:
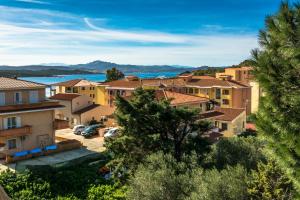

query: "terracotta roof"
xmin=100 ymin=76 xmax=249 ymax=90
xmin=73 ymin=104 xmax=100 ymax=115
xmin=100 ymin=77 xmax=187 ymax=89
xmin=0 ymin=101 xmax=64 ymax=114
xmin=191 ymin=76 xmax=216 ymax=80
xmin=49 ymin=93 xmax=81 ymax=101
xmin=214 ymin=108 xmax=245 ymax=121
xmin=0 ymin=77 xmax=46 ymax=90
xmin=53 ymin=79 xmax=98 ymax=87
xmin=186 ymin=79 xmax=249 ymax=88
xmin=156 ymin=90 xmax=209 ymax=106
xmin=99 ymin=79 xmax=142 ymax=88
xmin=53 ymin=79 xmax=82 ymax=87
xmin=199 ymin=108 xmax=245 ymax=122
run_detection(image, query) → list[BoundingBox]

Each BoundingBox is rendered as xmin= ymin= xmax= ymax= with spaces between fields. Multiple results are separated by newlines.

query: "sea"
xmin=20 ymin=72 xmax=180 ymax=96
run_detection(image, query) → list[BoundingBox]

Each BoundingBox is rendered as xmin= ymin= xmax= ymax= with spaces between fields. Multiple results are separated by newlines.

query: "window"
xmin=222 ymin=99 xmax=230 ymax=105
xmin=194 ymin=89 xmax=199 ymax=94
xmin=222 ymin=90 xmax=229 ymax=95
xmin=221 ymin=123 xmax=228 ymax=130
xmin=109 ymin=90 xmax=113 ymax=95
xmin=29 ymin=90 xmax=39 ymax=103
xmin=188 ymin=88 xmax=193 ymax=94
xmin=92 ymin=94 xmax=95 ymax=98
xmin=81 ymin=87 xmax=85 ymax=90
xmin=90 ymin=94 xmax=92 ymax=97
xmin=0 ymin=93 xmax=5 ymax=106
xmin=121 ymin=90 xmax=125 ymax=96
xmin=215 ymin=89 xmax=221 ymax=99
xmin=243 ymin=121 xmax=245 ymax=129
xmin=5 ymin=117 xmax=20 ymax=129
xmin=14 ymin=92 xmax=22 ymax=104
xmin=7 ymin=139 xmax=17 ymax=149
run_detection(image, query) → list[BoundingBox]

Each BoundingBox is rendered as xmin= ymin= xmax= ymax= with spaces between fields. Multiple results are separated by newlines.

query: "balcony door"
xmin=14 ymin=92 xmax=22 ymax=104
xmin=29 ymin=90 xmax=39 ymax=103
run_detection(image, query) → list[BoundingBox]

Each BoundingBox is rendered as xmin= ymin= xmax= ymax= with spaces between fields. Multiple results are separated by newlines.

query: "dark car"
xmin=81 ymin=124 xmax=102 ymax=138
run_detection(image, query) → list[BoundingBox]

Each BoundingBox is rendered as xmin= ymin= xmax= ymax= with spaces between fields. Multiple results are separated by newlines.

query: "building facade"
xmin=0 ymin=77 xmax=63 ymax=159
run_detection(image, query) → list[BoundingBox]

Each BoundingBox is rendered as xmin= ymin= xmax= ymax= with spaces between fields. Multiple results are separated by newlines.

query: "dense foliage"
xmin=105 ymin=88 xmax=211 ymax=177
xmin=0 ymin=163 xmax=126 ymax=200
xmin=127 ymin=152 xmax=251 ymax=200
xmin=192 ymin=67 xmax=224 ymax=76
xmin=248 ymin=160 xmax=294 ymax=200
xmin=204 ymin=136 xmax=266 ymax=170
xmin=251 ymin=2 xmax=300 ymax=191
xmin=106 ymin=67 xmax=125 ymax=82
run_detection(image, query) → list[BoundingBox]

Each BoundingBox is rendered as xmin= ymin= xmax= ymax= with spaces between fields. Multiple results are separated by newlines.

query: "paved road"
xmin=56 ymin=128 xmax=105 ymax=152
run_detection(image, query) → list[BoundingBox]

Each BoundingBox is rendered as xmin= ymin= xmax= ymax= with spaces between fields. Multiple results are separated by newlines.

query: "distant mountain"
xmin=0 ymin=60 xmax=227 ymax=74
xmin=68 ymin=60 xmax=208 ymax=73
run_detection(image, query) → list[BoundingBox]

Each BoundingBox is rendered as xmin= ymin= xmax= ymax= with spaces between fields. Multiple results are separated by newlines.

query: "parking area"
xmin=55 ymin=128 xmax=105 ymax=152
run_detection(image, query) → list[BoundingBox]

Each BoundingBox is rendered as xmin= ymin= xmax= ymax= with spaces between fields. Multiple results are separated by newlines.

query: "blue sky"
xmin=0 ymin=0 xmax=294 ymax=66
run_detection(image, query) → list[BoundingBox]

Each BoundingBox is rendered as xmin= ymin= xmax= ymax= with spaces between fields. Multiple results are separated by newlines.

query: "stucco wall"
xmin=0 ymin=110 xmax=55 ymax=156
xmin=214 ymin=110 xmax=246 ymax=137
xmin=250 ymin=81 xmax=260 ymax=113
xmin=79 ymin=106 xmax=102 ymax=125
xmin=71 ymin=95 xmax=93 ymax=113
xmin=231 ymin=88 xmax=251 ymax=114
xmin=0 ymin=88 xmax=45 ymax=105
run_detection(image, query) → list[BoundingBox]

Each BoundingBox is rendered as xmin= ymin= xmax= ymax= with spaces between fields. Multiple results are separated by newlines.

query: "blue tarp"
xmin=45 ymin=145 xmax=57 ymax=151
xmin=30 ymin=148 xmax=42 ymax=154
xmin=14 ymin=151 xmax=28 ymax=157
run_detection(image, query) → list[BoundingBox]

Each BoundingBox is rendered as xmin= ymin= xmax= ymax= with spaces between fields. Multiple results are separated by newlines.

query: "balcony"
xmin=0 ymin=101 xmax=64 ymax=114
xmin=0 ymin=125 xmax=32 ymax=137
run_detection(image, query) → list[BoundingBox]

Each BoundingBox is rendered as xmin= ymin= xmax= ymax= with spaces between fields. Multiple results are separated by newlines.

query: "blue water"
xmin=20 ymin=72 xmax=179 ymax=85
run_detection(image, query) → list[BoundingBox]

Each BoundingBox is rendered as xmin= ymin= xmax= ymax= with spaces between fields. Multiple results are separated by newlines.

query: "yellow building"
xmin=215 ymin=66 xmax=260 ymax=113
xmin=199 ymin=108 xmax=246 ymax=137
xmin=53 ymin=79 xmax=98 ymax=104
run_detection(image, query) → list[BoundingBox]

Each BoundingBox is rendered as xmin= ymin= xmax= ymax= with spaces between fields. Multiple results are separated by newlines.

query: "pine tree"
xmin=252 ymin=2 xmax=300 ymax=192
xmin=106 ymin=67 xmax=125 ymax=82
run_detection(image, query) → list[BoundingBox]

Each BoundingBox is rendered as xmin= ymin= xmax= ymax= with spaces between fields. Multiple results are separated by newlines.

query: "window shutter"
xmin=16 ymin=117 xmax=21 ymax=128
xmin=0 ymin=93 xmax=5 ymax=106
xmin=29 ymin=91 xmax=39 ymax=103
xmin=3 ymin=118 xmax=8 ymax=129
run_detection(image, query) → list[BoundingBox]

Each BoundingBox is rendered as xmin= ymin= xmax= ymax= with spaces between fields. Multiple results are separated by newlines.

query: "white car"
xmin=104 ymin=127 xmax=119 ymax=138
xmin=73 ymin=125 xmax=85 ymax=135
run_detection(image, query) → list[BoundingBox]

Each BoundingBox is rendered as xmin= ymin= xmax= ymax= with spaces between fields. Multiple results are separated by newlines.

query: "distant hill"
xmin=68 ymin=60 xmax=203 ymax=73
xmin=0 ymin=60 xmax=227 ymax=75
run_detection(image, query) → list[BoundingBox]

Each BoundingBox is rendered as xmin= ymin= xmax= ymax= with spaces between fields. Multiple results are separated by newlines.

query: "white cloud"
xmin=0 ymin=5 xmax=258 ymax=66
xmin=15 ymin=0 xmax=50 ymax=4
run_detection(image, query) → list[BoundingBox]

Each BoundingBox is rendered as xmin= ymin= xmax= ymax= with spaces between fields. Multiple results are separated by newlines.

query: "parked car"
xmin=81 ymin=124 xmax=102 ymax=138
xmin=104 ymin=127 xmax=119 ymax=139
xmin=73 ymin=125 xmax=85 ymax=135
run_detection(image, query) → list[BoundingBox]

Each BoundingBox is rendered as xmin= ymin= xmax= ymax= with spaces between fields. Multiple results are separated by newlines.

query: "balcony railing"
xmin=0 ymin=125 xmax=32 ymax=137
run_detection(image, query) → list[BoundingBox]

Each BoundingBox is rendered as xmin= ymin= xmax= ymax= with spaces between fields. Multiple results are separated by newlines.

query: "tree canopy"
xmin=106 ymin=67 xmax=125 ymax=82
xmin=105 ymin=88 xmax=211 ymax=176
xmin=251 ymin=2 xmax=300 ymax=191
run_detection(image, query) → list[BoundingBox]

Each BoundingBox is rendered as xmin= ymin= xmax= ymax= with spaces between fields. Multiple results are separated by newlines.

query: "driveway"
xmin=55 ymin=128 xmax=105 ymax=152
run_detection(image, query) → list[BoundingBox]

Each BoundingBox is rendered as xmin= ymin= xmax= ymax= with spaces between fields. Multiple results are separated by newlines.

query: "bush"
xmin=204 ymin=136 xmax=266 ymax=170
xmin=190 ymin=165 xmax=250 ymax=200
